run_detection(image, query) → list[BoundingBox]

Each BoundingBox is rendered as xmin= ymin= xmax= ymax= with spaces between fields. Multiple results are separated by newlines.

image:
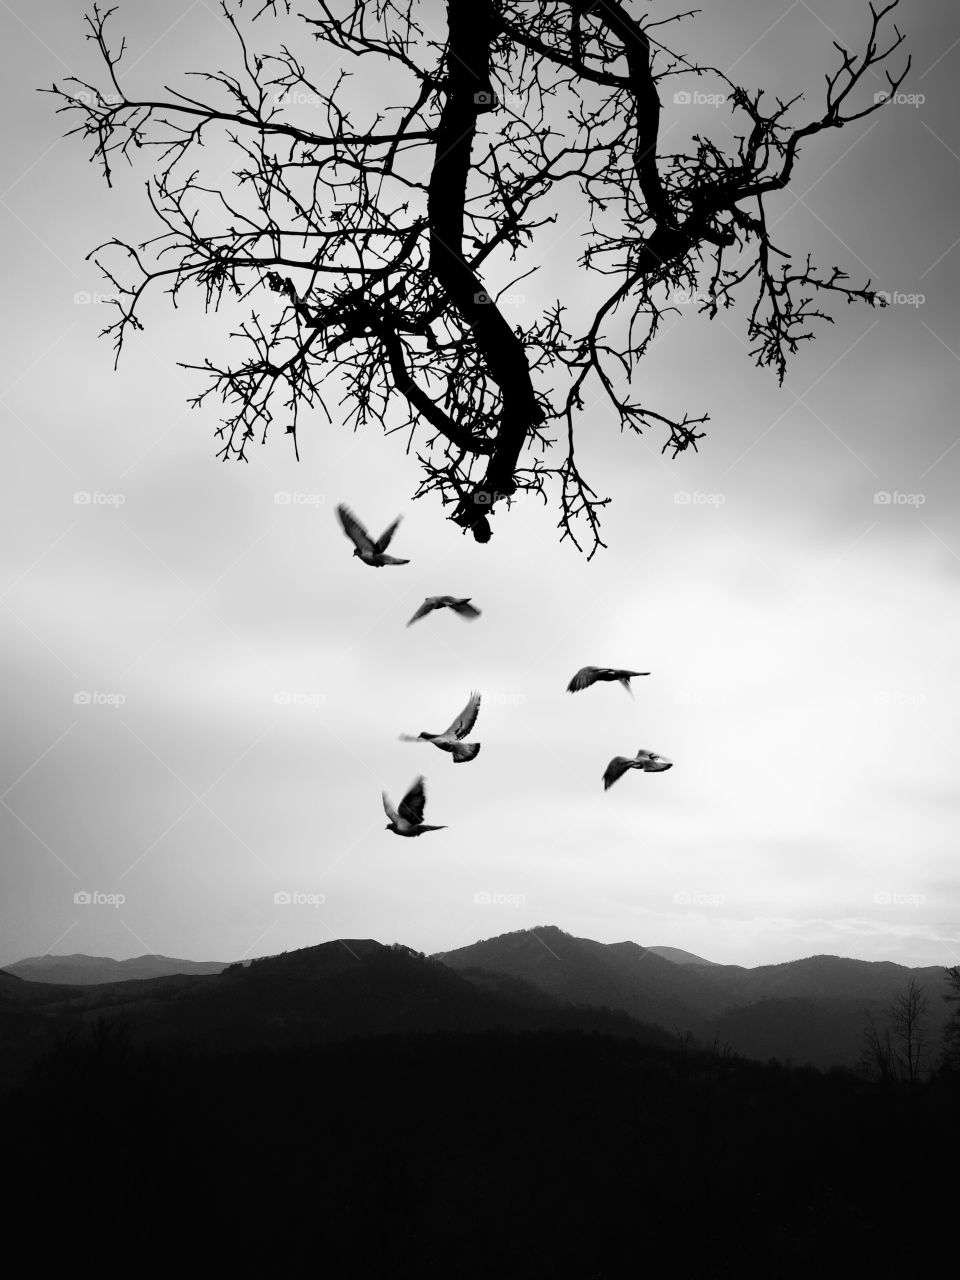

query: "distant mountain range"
xmin=0 ymin=928 xmax=951 ymax=1078
xmin=4 ymin=953 xmax=232 ymax=985
xmin=437 ymin=927 xmax=953 ymax=1067
xmin=0 ymin=939 xmax=674 ymax=1085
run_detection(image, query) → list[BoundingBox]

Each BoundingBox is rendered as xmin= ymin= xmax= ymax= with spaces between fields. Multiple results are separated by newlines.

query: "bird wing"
xmin=616 ymin=670 xmax=650 ymax=679
xmin=406 ymin=599 xmax=438 ymax=627
xmin=567 ymin=667 xmax=598 ymax=693
xmin=444 ymin=691 xmax=481 ymax=739
xmin=382 ymin=791 xmax=399 ymax=823
xmin=337 ymin=504 xmax=374 ymax=554
xmin=375 ymin=516 xmax=402 ymax=552
xmin=603 ymin=757 xmax=634 ymax=791
xmin=450 ymin=599 xmax=481 ymax=620
xmin=398 ymin=775 xmax=427 ymax=825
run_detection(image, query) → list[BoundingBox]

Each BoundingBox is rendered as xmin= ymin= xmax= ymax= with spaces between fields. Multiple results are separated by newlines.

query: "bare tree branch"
xmin=47 ymin=0 xmax=909 ymax=555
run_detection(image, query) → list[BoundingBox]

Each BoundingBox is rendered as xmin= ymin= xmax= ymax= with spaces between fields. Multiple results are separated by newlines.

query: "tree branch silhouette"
xmin=48 ymin=0 xmax=908 ymax=554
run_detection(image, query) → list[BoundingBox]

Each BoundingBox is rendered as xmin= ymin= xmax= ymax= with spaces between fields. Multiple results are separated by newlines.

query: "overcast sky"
xmin=2 ymin=0 xmax=958 ymax=971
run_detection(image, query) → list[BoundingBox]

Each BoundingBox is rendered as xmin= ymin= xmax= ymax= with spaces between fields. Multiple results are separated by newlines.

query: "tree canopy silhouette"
xmin=49 ymin=0 xmax=908 ymax=554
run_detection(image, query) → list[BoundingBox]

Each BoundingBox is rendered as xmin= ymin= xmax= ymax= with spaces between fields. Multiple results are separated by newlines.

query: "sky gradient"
xmin=2 ymin=0 xmax=958 ymax=970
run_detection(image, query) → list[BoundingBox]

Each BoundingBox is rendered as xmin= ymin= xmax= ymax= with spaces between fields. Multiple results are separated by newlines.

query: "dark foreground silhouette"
xmin=5 ymin=1021 xmax=958 ymax=1276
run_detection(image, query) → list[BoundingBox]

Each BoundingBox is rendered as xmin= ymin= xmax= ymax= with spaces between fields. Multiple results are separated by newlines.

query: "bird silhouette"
xmin=382 ymin=775 xmax=446 ymax=836
xmin=406 ymin=596 xmax=481 ymax=627
xmin=603 ymin=749 xmax=673 ymax=791
xmin=567 ymin=666 xmax=650 ymax=695
xmin=336 ymin=504 xmax=409 ymax=566
xmin=399 ymin=691 xmax=481 ymax=763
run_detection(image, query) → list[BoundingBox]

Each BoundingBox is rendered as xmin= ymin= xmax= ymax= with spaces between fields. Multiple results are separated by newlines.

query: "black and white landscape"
xmin=3 ymin=0 xmax=960 ymax=1272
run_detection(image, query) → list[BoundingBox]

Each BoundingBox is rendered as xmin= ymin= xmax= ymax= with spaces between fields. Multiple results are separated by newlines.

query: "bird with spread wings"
xmin=567 ymin=666 xmax=650 ymax=695
xmin=337 ymin=504 xmax=409 ymax=566
xmin=399 ymin=691 xmax=482 ymax=764
xmin=382 ymin=775 xmax=446 ymax=836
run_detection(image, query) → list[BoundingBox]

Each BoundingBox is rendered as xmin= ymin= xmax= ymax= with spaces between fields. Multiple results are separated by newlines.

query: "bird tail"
xmin=453 ymin=742 xmax=481 ymax=763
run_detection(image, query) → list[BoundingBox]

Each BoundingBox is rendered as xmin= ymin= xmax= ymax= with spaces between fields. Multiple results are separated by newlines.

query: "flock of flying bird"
xmin=337 ymin=504 xmax=674 ymax=838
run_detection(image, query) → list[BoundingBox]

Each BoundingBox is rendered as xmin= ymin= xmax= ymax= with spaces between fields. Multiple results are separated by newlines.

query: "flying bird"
xmin=406 ymin=596 xmax=481 ymax=627
xmin=567 ymin=666 xmax=650 ymax=695
xmin=399 ymin=691 xmax=481 ymax=763
xmin=603 ymin=749 xmax=673 ymax=791
xmin=382 ymin=775 xmax=446 ymax=837
xmin=336 ymin=503 xmax=409 ymax=566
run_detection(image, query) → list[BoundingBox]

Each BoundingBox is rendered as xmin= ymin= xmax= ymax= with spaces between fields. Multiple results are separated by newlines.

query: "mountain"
xmin=646 ymin=945 xmax=722 ymax=966
xmin=437 ymin=927 xmax=953 ymax=1068
xmin=5 ymin=952 xmax=232 ymax=985
xmin=437 ymin=925 xmax=722 ymax=1030
xmin=0 ymin=940 xmax=672 ymax=1084
xmin=3 ymin=932 xmax=953 ymax=1075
